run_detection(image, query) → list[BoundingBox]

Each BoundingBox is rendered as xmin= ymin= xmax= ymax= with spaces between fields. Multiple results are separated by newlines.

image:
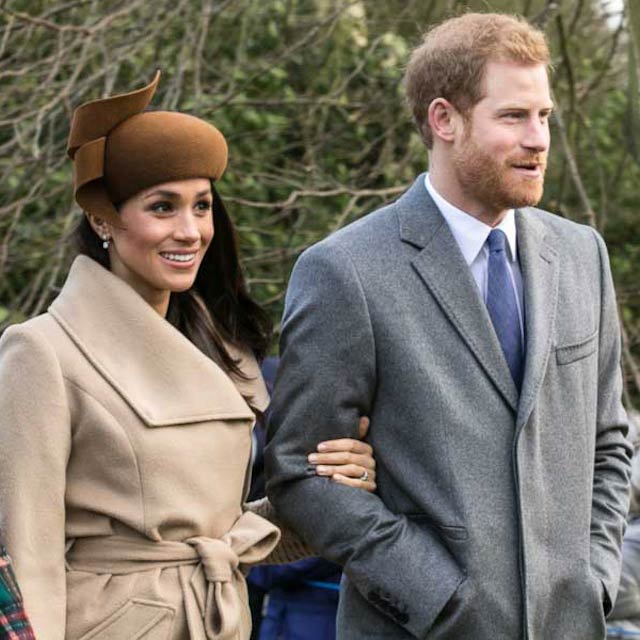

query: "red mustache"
xmin=508 ymin=154 xmax=547 ymax=171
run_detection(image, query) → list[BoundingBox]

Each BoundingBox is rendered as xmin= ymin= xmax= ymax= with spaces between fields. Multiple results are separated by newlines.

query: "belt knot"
xmin=187 ymin=537 xmax=238 ymax=583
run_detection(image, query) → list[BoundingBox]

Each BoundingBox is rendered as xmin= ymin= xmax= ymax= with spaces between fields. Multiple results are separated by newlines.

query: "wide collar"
xmin=398 ymin=175 xmax=558 ymax=416
xmin=49 ymin=255 xmax=264 ymax=426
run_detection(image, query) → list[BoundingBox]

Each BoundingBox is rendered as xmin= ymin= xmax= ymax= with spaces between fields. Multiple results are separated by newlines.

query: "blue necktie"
xmin=486 ymin=229 xmax=524 ymax=391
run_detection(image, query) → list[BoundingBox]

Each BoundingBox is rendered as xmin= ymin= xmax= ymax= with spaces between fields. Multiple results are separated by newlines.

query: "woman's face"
xmin=103 ymin=178 xmax=214 ymax=315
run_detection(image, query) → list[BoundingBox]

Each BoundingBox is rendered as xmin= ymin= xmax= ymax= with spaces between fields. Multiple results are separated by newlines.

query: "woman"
xmin=0 ymin=72 xmax=376 ymax=640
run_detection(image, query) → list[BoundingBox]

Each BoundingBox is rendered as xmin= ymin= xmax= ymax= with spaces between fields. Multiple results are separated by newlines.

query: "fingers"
xmin=331 ymin=472 xmax=377 ymax=493
xmin=316 ymin=438 xmax=373 ymax=455
xmin=314 ymin=463 xmax=376 ymax=483
xmin=309 ymin=451 xmax=375 ymax=469
xmin=358 ymin=416 xmax=370 ymax=439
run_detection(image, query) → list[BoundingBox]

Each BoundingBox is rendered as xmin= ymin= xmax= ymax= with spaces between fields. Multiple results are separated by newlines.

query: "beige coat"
xmin=0 ymin=256 xmax=298 ymax=640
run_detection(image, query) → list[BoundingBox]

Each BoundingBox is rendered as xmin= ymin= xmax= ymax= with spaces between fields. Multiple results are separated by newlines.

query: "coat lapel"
xmin=49 ymin=256 xmax=258 ymax=426
xmin=398 ymin=177 xmax=519 ymax=412
xmin=515 ymin=209 xmax=559 ymax=427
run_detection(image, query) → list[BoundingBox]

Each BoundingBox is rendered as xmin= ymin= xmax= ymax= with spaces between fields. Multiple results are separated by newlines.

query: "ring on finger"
xmin=359 ymin=469 xmax=369 ymax=482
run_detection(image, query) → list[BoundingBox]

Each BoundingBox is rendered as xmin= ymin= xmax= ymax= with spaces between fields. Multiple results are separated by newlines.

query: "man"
xmin=265 ymin=12 xmax=631 ymax=640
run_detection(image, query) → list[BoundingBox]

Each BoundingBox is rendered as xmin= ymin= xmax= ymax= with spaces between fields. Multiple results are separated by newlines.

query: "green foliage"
xmin=626 ymin=42 xmax=640 ymax=164
xmin=626 ymin=0 xmax=640 ymax=166
xmin=628 ymin=0 xmax=640 ymax=51
xmin=0 ymin=0 xmax=638 ymax=401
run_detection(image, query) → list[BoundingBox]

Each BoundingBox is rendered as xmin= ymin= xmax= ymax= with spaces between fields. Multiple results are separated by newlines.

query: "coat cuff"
xmin=244 ymin=498 xmax=314 ymax=564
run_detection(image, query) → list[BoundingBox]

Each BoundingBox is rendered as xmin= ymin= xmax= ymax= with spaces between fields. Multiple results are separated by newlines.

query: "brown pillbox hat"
xmin=67 ymin=71 xmax=228 ymax=226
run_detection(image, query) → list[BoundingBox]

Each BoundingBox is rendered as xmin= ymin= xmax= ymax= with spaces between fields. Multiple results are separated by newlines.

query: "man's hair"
xmin=404 ymin=13 xmax=550 ymax=148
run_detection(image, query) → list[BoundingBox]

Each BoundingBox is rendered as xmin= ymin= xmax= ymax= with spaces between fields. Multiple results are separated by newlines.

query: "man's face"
xmin=451 ymin=60 xmax=553 ymax=220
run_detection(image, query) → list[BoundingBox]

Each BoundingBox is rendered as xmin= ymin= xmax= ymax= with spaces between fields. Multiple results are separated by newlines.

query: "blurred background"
xmin=0 ymin=0 xmax=638 ymax=406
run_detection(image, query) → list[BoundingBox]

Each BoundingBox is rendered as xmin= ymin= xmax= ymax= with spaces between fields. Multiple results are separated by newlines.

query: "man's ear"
xmin=428 ymin=98 xmax=460 ymax=143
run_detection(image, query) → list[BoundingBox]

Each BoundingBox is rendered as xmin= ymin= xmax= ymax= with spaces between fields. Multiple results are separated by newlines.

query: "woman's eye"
xmin=195 ymin=200 xmax=212 ymax=213
xmin=150 ymin=201 xmax=173 ymax=213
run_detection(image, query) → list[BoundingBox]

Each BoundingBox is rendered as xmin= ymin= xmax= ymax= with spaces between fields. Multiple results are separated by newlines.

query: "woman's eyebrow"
xmin=143 ymin=189 xmax=179 ymax=200
xmin=143 ymin=189 xmax=211 ymax=200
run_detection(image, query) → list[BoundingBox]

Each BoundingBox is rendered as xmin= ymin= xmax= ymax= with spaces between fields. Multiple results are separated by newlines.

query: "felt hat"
xmin=67 ymin=71 xmax=228 ymax=226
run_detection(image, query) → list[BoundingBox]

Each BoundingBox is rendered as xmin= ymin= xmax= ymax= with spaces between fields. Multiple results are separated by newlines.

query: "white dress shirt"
xmin=424 ymin=174 xmax=525 ymax=344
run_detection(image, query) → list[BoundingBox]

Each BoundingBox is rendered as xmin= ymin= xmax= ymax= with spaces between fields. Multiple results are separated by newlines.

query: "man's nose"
xmin=522 ymin=118 xmax=550 ymax=153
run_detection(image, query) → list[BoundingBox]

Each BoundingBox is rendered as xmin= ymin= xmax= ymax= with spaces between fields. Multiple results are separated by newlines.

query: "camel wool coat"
xmin=0 ymin=255 xmax=298 ymax=640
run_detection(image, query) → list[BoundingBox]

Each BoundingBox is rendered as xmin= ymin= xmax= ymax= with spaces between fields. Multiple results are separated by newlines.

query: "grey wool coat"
xmin=265 ymin=175 xmax=632 ymax=640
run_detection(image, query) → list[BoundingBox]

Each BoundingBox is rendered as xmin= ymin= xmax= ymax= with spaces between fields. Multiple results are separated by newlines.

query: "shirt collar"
xmin=424 ymin=173 xmax=517 ymax=265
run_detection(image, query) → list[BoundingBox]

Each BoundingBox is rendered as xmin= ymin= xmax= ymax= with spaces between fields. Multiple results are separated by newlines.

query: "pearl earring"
xmin=101 ymin=235 xmax=110 ymax=249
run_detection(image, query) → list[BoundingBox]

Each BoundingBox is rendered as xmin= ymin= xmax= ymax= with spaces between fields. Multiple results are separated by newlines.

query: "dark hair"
xmin=72 ymin=186 xmax=272 ymax=380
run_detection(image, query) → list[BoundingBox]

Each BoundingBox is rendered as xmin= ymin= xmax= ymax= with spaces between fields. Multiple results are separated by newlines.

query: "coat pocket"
xmin=403 ymin=514 xmax=468 ymax=634
xmin=556 ymin=330 xmax=598 ymax=365
xmin=77 ymin=598 xmax=175 ymax=640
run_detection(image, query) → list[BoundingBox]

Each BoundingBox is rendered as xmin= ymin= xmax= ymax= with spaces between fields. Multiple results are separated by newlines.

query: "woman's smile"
xmin=159 ymin=250 xmax=198 ymax=267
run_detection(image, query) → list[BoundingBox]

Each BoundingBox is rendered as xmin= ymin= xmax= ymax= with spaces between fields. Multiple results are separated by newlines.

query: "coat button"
xmin=396 ymin=612 xmax=409 ymax=625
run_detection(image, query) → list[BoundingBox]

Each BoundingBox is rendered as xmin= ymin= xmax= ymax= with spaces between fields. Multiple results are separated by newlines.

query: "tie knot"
xmin=487 ymin=229 xmax=507 ymax=254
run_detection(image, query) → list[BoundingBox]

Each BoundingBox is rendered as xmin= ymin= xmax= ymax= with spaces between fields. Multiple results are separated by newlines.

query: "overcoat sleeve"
xmin=590 ymin=229 xmax=633 ymax=613
xmin=0 ymin=324 xmax=71 ymax=640
xmin=236 ymin=350 xmax=314 ymax=565
xmin=265 ymin=242 xmax=464 ymax=638
xmin=244 ymin=497 xmax=312 ymax=564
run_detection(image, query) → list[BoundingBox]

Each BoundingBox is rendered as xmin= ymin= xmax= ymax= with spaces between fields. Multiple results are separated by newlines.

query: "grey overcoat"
xmin=265 ymin=175 xmax=632 ymax=639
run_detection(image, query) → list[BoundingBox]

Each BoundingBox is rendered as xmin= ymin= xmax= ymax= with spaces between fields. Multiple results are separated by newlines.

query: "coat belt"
xmin=65 ymin=511 xmax=281 ymax=640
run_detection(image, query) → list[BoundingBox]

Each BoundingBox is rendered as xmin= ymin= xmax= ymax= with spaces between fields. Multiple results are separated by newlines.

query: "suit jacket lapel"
xmin=515 ymin=209 xmax=559 ymax=427
xmin=398 ymin=177 xmax=519 ymax=412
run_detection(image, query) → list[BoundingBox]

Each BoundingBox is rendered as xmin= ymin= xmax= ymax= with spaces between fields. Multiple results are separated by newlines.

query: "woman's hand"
xmin=307 ymin=417 xmax=376 ymax=492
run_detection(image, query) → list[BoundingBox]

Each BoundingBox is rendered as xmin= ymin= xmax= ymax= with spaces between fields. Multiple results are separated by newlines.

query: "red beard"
xmin=452 ymin=136 xmax=547 ymax=214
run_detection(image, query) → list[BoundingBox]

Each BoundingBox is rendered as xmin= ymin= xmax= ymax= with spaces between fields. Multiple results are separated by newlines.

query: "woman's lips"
xmin=159 ymin=251 xmax=197 ymax=268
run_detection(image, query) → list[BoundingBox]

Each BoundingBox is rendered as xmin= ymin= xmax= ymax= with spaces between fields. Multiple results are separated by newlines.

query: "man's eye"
xmin=503 ymin=112 xmax=524 ymax=120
